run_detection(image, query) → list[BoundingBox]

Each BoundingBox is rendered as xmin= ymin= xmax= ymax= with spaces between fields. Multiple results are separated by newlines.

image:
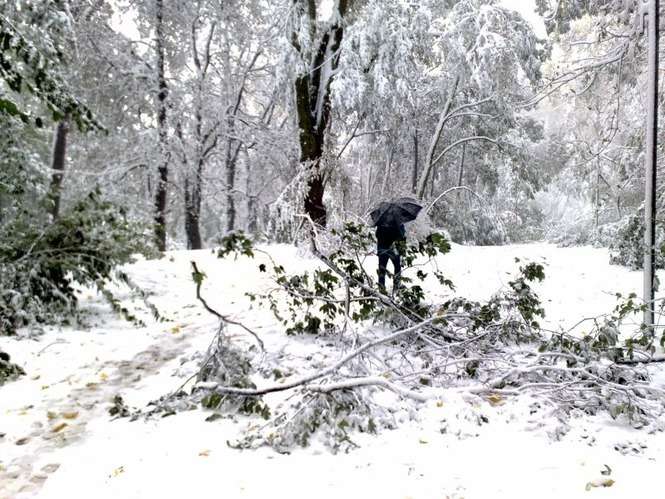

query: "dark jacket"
xmin=376 ymin=224 xmax=405 ymax=250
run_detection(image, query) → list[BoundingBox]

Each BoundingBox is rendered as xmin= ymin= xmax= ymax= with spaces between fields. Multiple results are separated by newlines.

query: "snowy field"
xmin=1 ymin=242 xmax=664 ymax=499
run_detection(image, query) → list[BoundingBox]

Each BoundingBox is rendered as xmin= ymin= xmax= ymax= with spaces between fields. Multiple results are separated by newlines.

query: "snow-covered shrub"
xmin=0 ymin=350 xmax=25 ymax=385
xmin=0 ymin=189 xmax=153 ymax=334
xmin=608 ymin=210 xmax=665 ymax=270
xmin=430 ymin=202 xmax=507 ymax=245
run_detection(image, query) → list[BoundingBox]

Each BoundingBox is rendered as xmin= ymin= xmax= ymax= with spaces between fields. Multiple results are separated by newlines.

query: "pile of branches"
xmin=153 ymin=227 xmax=665 ymax=452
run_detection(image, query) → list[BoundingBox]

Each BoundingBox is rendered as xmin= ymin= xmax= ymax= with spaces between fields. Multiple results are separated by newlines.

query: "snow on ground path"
xmin=1 ymin=243 xmax=664 ymax=499
xmin=0 ymin=248 xmax=278 ymax=498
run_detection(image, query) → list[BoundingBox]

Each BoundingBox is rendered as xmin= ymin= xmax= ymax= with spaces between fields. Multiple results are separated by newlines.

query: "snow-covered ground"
xmin=1 ymin=243 xmax=664 ymax=499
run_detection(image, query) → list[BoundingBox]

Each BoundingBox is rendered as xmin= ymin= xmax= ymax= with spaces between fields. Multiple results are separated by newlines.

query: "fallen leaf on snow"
xmin=436 ymin=400 xmax=444 ymax=408
xmin=585 ymin=478 xmax=615 ymax=491
xmin=487 ymin=394 xmax=504 ymax=406
xmin=47 ymin=411 xmax=58 ymax=420
xmin=99 ymin=372 xmax=109 ymax=382
xmin=109 ymin=466 xmax=125 ymax=478
xmin=62 ymin=411 xmax=79 ymax=420
xmin=418 ymin=438 xmax=428 ymax=444
xmin=51 ymin=422 xmax=68 ymax=433
xmin=15 ymin=437 xmax=30 ymax=446
xmin=198 ymin=450 xmax=210 ymax=457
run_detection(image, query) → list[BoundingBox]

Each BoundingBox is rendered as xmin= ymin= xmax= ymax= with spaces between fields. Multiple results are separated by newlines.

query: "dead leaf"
xmin=198 ymin=450 xmax=210 ymax=457
xmin=170 ymin=325 xmax=181 ymax=334
xmin=585 ymin=478 xmax=615 ymax=491
xmin=436 ymin=400 xmax=444 ymax=408
xmin=47 ymin=411 xmax=58 ymax=420
xmin=109 ymin=466 xmax=125 ymax=478
xmin=418 ymin=438 xmax=428 ymax=444
xmin=62 ymin=411 xmax=79 ymax=420
xmin=99 ymin=372 xmax=109 ymax=382
xmin=51 ymin=422 xmax=68 ymax=433
xmin=487 ymin=394 xmax=504 ymax=406
xmin=15 ymin=437 xmax=30 ymax=446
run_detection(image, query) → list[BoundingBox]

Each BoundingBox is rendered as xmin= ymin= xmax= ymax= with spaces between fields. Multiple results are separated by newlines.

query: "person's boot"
xmin=393 ymin=273 xmax=401 ymax=295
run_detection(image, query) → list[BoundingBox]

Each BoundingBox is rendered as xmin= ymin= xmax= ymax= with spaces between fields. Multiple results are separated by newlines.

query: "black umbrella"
xmin=369 ymin=197 xmax=423 ymax=227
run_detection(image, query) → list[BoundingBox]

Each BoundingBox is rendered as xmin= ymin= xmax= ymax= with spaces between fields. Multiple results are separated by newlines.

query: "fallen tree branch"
xmin=191 ymin=261 xmax=265 ymax=351
xmin=307 ymin=375 xmax=430 ymax=402
xmin=196 ymin=317 xmax=439 ymax=396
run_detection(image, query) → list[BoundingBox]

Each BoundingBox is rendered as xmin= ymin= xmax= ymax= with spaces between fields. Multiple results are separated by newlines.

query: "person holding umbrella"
xmin=369 ymin=197 xmax=423 ymax=293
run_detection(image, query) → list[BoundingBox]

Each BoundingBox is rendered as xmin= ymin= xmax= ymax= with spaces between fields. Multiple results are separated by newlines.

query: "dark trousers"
xmin=378 ymin=247 xmax=401 ymax=289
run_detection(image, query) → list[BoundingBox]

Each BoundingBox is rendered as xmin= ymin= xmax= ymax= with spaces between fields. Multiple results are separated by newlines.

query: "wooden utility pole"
xmin=644 ymin=0 xmax=659 ymax=329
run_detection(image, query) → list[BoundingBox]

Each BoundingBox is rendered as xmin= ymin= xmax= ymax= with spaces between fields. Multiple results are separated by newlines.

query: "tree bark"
xmin=457 ymin=143 xmax=466 ymax=188
xmin=47 ymin=117 xmax=69 ymax=220
xmin=411 ymin=128 xmax=419 ymax=194
xmin=153 ymin=0 xmax=169 ymax=252
xmin=225 ymin=145 xmax=239 ymax=232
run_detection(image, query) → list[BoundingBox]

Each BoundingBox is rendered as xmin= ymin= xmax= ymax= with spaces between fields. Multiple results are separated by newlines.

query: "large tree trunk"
xmin=153 ymin=0 xmax=169 ymax=252
xmin=292 ymin=0 xmax=351 ymax=226
xmin=47 ymin=117 xmax=69 ymax=220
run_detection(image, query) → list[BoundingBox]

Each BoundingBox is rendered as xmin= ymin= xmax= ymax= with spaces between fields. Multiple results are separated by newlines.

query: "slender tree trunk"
xmin=644 ymin=0 xmax=659 ymax=328
xmin=184 ymin=160 xmax=203 ymax=249
xmin=185 ymin=96 xmax=204 ymax=249
xmin=417 ymin=75 xmax=459 ymax=199
xmin=594 ymin=157 xmax=600 ymax=234
xmin=47 ymin=117 xmax=69 ymax=220
xmin=153 ymin=0 xmax=169 ymax=252
xmin=185 ymin=18 xmax=215 ymax=250
xmin=411 ymin=128 xmax=419 ymax=194
xmin=226 ymin=146 xmax=238 ymax=232
xmin=184 ymin=156 xmax=204 ymax=249
xmin=457 ymin=143 xmax=466 ymax=188
xmin=380 ymin=142 xmax=394 ymax=197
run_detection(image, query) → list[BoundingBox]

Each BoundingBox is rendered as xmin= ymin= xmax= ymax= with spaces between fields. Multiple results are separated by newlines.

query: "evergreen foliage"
xmin=608 ymin=210 xmax=665 ymax=270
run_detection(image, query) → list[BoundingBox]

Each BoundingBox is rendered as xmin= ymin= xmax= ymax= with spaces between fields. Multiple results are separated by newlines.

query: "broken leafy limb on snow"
xmin=148 ymin=228 xmax=665 ymax=452
xmin=247 ymin=222 xmax=456 ymax=335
